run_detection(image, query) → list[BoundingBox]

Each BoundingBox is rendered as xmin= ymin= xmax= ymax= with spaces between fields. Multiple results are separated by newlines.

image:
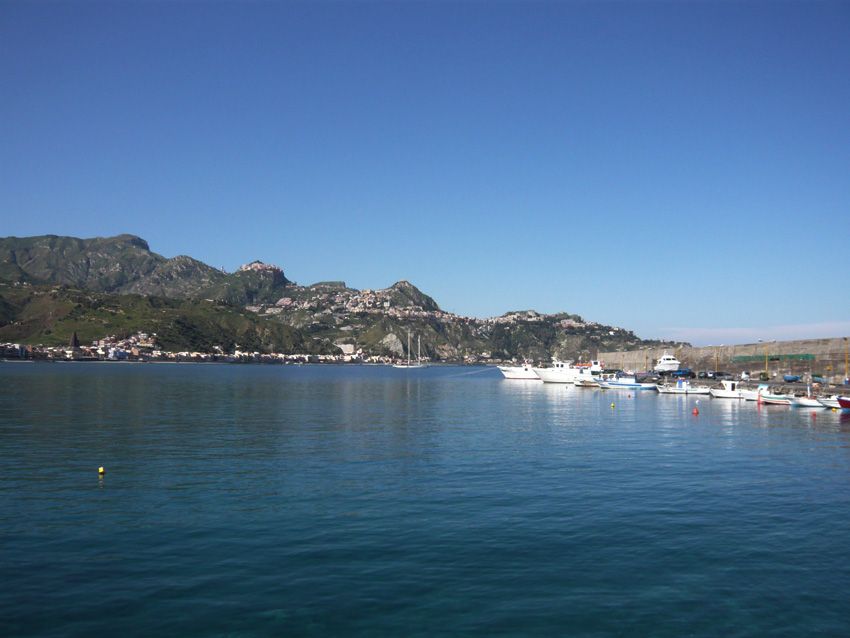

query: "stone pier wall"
xmin=598 ymin=337 xmax=850 ymax=383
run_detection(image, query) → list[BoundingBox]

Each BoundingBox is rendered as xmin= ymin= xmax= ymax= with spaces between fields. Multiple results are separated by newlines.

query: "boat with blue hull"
xmin=600 ymin=375 xmax=658 ymax=391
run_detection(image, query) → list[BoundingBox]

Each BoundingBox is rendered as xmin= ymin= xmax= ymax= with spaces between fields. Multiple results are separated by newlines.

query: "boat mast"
xmin=417 ymin=334 xmax=421 ymax=366
xmin=407 ymin=330 xmax=411 ymax=367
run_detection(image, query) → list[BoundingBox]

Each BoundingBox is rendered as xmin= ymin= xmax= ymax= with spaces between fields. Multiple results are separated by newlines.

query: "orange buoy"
xmin=692 ymin=407 xmax=699 ymax=416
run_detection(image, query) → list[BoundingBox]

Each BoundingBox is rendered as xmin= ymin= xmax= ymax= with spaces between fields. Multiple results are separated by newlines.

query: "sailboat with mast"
xmin=393 ymin=331 xmax=426 ymax=369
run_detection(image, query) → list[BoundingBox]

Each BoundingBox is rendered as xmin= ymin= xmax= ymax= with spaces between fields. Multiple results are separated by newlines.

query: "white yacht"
xmin=497 ymin=361 xmax=539 ymax=380
xmin=654 ymin=352 xmax=681 ymax=373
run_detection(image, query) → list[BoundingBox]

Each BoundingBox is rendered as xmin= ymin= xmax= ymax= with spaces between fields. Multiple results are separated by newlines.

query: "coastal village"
xmin=2 ymin=330 xmax=848 ymax=389
xmin=0 ymin=270 xmax=640 ymax=365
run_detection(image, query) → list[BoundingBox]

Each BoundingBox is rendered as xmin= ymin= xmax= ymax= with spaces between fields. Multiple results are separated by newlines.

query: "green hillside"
xmin=0 ymin=284 xmax=327 ymax=354
xmin=0 ymin=234 xmax=684 ymax=361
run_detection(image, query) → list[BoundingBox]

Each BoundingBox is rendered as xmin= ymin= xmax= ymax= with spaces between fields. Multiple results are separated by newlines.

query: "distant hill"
xmin=0 ymin=234 xmax=289 ymax=305
xmin=0 ymin=283 xmax=326 ymax=354
xmin=0 ymin=234 xmax=685 ymax=360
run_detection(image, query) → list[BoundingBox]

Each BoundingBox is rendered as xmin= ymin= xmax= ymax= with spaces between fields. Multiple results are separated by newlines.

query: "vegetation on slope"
xmin=0 ymin=284 xmax=329 ymax=354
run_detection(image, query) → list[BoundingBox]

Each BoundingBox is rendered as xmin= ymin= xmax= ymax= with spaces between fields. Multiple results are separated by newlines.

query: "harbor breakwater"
xmin=598 ymin=337 xmax=850 ymax=383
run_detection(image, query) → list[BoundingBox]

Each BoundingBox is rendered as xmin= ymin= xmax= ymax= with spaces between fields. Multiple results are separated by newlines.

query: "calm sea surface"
xmin=2 ymin=362 xmax=850 ymax=637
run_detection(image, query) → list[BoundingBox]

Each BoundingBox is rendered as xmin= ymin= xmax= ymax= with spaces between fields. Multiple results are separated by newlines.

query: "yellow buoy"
xmin=98 ymin=466 xmax=105 ymax=475
xmin=610 ymin=402 xmax=615 ymax=409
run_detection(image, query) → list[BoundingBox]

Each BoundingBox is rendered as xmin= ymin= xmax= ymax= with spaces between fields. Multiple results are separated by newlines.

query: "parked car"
xmin=670 ymin=368 xmax=696 ymax=379
xmin=699 ymin=370 xmax=730 ymax=379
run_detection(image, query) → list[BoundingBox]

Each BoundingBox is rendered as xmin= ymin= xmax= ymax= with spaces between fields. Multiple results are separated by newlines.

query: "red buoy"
xmin=692 ymin=407 xmax=699 ymax=416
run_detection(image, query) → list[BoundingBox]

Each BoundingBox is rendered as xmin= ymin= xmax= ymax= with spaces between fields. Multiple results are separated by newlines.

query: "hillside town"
xmin=0 ymin=331 xmax=380 ymax=364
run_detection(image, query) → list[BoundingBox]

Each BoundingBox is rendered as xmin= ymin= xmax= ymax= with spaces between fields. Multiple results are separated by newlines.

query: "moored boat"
xmin=710 ymin=379 xmax=743 ymax=399
xmin=393 ymin=332 xmax=426 ymax=369
xmin=838 ymin=397 xmax=850 ymax=410
xmin=497 ymin=361 xmax=538 ymax=380
xmin=574 ymin=377 xmax=601 ymax=388
xmin=741 ymin=384 xmax=771 ymax=401
xmin=657 ymin=379 xmax=711 ymax=395
xmin=533 ymin=360 xmax=579 ymax=383
xmin=759 ymin=392 xmax=794 ymax=406
xmin=790 ymin=396 xmax=825 ymax=408
xmin=533 ymin=359 xmax=602 ymax=384
xmin=818 ymin=396 xmax=842 ymax=409
xmin=600 ymin=375 xmax=658 ymax=390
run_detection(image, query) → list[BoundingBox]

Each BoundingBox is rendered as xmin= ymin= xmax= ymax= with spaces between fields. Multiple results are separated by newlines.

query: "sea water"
xmin=2 ymin=362 xmax=850 ymax=636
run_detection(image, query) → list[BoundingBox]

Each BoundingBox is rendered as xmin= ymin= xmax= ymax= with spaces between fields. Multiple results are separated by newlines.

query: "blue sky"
xmin=2 ymin=1 xmax=848 ymax=345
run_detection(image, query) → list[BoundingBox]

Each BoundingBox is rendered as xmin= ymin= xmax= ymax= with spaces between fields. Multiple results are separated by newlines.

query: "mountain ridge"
xmin=0 ymin=234 xmax=684 ymax=359
xmin=0 ymin=234 xmax=288 ymax=305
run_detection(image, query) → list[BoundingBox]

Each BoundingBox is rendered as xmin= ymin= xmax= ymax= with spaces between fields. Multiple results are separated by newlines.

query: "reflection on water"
xmin=3 ymin=363 xmax=850 ymax=637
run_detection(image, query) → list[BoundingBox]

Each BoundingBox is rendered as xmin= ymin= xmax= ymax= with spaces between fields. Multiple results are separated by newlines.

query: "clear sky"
xmin=2 ymin=1 xmax=848 ymax=345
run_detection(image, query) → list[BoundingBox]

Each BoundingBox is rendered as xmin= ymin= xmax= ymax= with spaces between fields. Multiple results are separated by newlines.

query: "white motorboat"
xmin=818 ymin=396 xmax=842 ymax=409
xmin=393 ymin=332 xmax=426 ymax=369
xmin=532 ymin=360 xmax=578 ymax=383
xmin=654 ymin=352 xmax=681 ymax=373
xmin=574 ymin=378 xmax=601 ymax=388
xmin=657 ymin=379 xmax=711 ymax=395
xmin=741 ymin=384 xmax=771 ymax=401
xmin=573 ymin=368 xmax=600 ymax=387
xmin=790 ymin=385 xmax=826 ymax=408
xmin=709 ymin=379 xmax=743 ymax=399
xmin=533 ymin=360 xmax=602 ymax=384
xmin=497 ymin=362 xmax=538 ymax=380
xmin=790 ymin=396 xmax=825 ymax=408
xmin=759 ymin=392 xmax=794 ymax=406
xmin=600 ymin=375 xmax=658 ymax=390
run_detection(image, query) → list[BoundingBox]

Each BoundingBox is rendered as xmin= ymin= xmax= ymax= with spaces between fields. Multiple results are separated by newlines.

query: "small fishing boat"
xmin=600 ymin=375 xmax=658 ymax=390
xmin=759 ymin=392 xmax=794 ymax=406
xmin=818 ymin=396 xmax=842 ymax=409
xmin=741 ymin=384 xmax=771 ymax=401
xmin=790 ymin=396 xmax=825 ymax=408
xmin=572 ymin=367 xmax=601 ymax=387
xmin=790 ymin=385 xmax=825 ymax=408
xmin=657 ymin=379 xmax=711 ymax=395
xmin=574 ymin=377 xmax=601 ymax=388
xmin=838 ymin=397 xmax=850 ymax=410
xmin=709 ymin=379 xmax=743 ymax=399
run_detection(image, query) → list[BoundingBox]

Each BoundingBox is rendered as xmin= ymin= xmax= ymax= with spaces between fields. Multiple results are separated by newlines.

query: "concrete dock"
xmin=598 ymin=337 xmax=850 ymax=385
